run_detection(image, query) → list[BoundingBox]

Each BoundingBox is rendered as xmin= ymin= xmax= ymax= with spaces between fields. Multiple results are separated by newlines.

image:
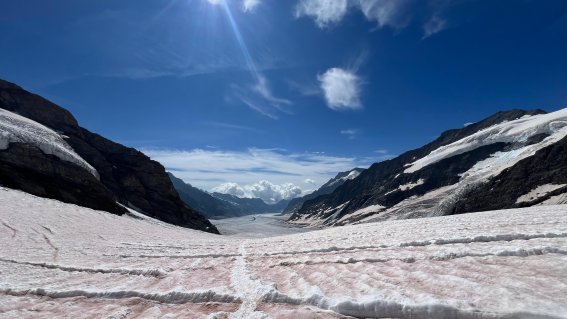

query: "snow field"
xmin=1 ymin=187 xmax=566 ymax=318
xmin=0 ymin=109 xmax=99 ymax=178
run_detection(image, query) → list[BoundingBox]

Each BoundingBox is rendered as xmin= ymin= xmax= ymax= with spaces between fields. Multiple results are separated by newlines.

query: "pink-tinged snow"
xmin=404 ymin=107 xmax=567 ymax=174
xmin=0 ymin=109 xmax=98 ymax=178
xmin=1 ymin=187 xmax=567 ymax=319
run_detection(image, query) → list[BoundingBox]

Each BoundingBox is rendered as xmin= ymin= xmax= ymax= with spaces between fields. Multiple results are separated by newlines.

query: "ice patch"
xmin=0 ymin=108 xmax=98 ymax=178
xmin=398 ymin=178 xmax=425 ymax=191
xmin=516 ymin=184 xmax=567 ymax=204
xmin=405 ymin=108 xmax=567 ymax=173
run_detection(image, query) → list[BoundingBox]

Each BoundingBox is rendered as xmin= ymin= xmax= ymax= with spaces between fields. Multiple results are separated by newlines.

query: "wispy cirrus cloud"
xmin=242 ymin=0 xmax=262 ymax=12
xmin=144 ymin=147 xmax=375 ymax=194
xmin=340 ymin=129 xmax=359 ymax=139
xmin=422 ymin=14 xmax=448 ymax=39
xmin=231 ymin=75 xmax=292 ymax=120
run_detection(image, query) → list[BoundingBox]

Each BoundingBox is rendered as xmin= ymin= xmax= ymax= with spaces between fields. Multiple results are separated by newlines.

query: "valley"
xmin=212 ymin=213 xmax=311 ymax=238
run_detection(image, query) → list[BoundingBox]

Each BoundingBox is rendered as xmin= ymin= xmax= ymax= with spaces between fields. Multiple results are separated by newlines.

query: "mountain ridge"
xmin=290 ymin=108 xmax=567 ymax=226
xmin=0 ymin=79 xmax=218 ymax=233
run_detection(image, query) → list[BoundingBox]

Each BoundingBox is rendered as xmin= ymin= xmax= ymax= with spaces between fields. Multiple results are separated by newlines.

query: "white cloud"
xmin=304 ymin=178 xmax=316 ymax=185
xmin=318 ymin=68 xmax=362 ymax=110
xmin=144 ymin=148 xmax=375 ymax=194
xmin=242 ymin=0 xmax=262 ymax=12
xmin=423 ymin=14 xmax=448 ymax=39
xmin=340 ymin=129 xmax=359 ymax=139
xmin=295 ymin=0 xmax=411 ymax=29
xmin=213 ymin=180 xmax=302 ymax=203
xmin=295 ymin=0 xmax=349 ymax=28
xmin=295 ymin=0 xmax=450 ymax=38
xmin=357 ymin=0 xmax=413 ymax=29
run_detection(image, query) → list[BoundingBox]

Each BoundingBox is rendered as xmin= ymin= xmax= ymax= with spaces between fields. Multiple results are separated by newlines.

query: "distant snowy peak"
xmin=291 ymin=108 xmax=567 ymax=227
xmin=321 ymin=168 xmax=364 ymax=189
xmin=0 ymin=108 xmax=98 ymax=178
xmin=283 ymin=168 xmax=364 ymax=216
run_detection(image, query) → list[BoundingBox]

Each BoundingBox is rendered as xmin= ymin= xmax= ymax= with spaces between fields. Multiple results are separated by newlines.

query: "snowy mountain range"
xmin=290 ymin=108 xmax=567 ymax=227
xmin=169 ymin=172 xmax=290 ymax=218
xmin=2 ymin=78 xmax=567 ymax=232
xmin=283 ymin=168 xmax=364 ymax=216
xmin=1 ymin=80 xmax=567 ymax=318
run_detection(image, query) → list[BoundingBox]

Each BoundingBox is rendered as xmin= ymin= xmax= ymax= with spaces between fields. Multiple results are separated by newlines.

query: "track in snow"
xmin=1 ymin=187 xmax=566 ymax=319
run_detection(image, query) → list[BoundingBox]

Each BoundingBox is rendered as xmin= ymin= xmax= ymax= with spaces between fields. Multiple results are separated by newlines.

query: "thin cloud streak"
xmin=144 ymin=147 xmax=375 ymax=192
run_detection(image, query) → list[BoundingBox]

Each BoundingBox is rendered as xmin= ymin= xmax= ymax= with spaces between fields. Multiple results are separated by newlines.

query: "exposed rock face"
xmin=284 ymin=168 xmax=364 ymax=216
xmin=0 ymin=79 xmax=218 ymax=233
xmin=291 ymin=109 xmax=556 ymax=226
xmin=452 ymin=135 xmax=567 ymax=213
xmin=0 ymin=143 xmax=126 ymax=215
xmin=169 ymin=172 xmax=242 ymax=218
xmin=212 ymin=192 xmax=290 ymax=215
xmin=170 ymin=172 xmax=291 ymax=218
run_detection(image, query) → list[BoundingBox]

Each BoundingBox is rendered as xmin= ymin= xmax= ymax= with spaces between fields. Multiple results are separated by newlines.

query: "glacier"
xmin=0 ymin=186 xmax=566 ymax=318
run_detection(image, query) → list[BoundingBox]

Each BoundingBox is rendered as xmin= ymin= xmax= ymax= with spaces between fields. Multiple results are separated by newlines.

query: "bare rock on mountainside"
xmin=290 ymin=108 xmax=567 ymax=226
xmin=0 ymin=79 xmax=218 ymax=234
xmin=284 ymin=168 xmax=364 ymax=217
xmin=0 ymin=142 xmax=126 ymax=215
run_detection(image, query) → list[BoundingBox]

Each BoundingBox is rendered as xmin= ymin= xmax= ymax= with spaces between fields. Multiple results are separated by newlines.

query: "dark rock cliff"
xmin=0 ymin=79 xmax=218 ymax=233
xmin=292 ymin=109 xmax=548 ymax=224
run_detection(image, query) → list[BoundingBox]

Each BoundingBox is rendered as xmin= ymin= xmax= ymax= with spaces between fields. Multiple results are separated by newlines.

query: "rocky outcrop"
xmin=0 ymin=79 xmax=218 ymax=233
xmin=452 ymin=135 xmax=567 ymax=213
xmin=169 ymin=173 xmax=242 ymax=218
xmin=0 ymin=143 xmax=126 ymax=215
xmin=291 ymin=109 xmax=553 ymax=226
xmin=284 ymin=168 xmax=364 ymax=216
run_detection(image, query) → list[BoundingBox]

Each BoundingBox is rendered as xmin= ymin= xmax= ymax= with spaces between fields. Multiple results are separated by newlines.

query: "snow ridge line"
xmin=399 ymin=232 xmax=567 ymax=247
xmin=0 ymin=258 xmax=169 ymax=278
xmin=0 ymin=288 xmax=240 ymax=305
xmin=0 ymin=220 xmax=17 ymax=238
xmin=260 ymin=232 xmax=567 ymax=257
xmin=265 ymin=291 xmax=563 ymax=319
xmin=270 ymin=246 xmax=567 ymax=267
xmin=114 ymin=253 xmax=240 ymax=259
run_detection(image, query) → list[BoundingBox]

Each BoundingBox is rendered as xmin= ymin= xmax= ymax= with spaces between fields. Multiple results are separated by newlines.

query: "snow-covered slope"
xmin=284 ymin=168 xmax=364 ymax=216
xmin=404 ymin=108 xmax=567 ymax=173
xmin=0 ymin=109 xmax=98 ymax=178
xmin=0 ymin=79 xmax=218 ymax=233
xmin=292 ymin=108 xmax=567 ymax=227
xmin=1 ymin=187 xmax=566 ymax=318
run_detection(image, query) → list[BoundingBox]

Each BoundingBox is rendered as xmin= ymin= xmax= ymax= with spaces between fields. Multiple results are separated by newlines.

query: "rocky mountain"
xmin=169 ymin=172 xmax=291 ymax=217
xmin=212 ymin=192 xmax=290 ymax=215
xmin=284 ymin=168 xmax=364 ymax=215
xmin=0 ymin=79 xmax=218 ymax=234
xmin=290 ymin=108 xmax=567 ymax=227
xmin=169 ymin=172 xmax=243 ymax=218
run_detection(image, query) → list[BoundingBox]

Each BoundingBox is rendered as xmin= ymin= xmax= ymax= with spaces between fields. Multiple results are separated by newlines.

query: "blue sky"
xmin=1 ymin=0 xmax=567 ymax=202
